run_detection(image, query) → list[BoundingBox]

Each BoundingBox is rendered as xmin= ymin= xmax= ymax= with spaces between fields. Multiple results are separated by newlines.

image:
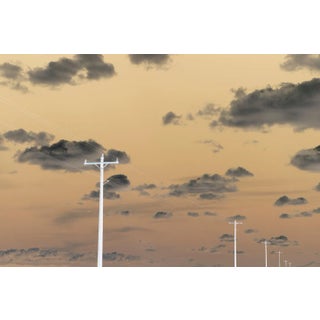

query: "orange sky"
xmin=1 ymin=54 xmax=320 ymax=266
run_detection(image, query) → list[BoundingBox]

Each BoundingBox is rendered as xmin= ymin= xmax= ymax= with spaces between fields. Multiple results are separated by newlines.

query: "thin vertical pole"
xmin=97 ymin=154 xmax=104 ymax=268
xmin=264 ymin=240 xmax=268 ymax=267
xmin=234 ymin=220 xmax=237 ymax=267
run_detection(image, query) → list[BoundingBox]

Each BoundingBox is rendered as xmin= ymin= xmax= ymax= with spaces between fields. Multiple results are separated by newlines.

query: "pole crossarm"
xmin=84 ymin=153 xmax=119 ymax=267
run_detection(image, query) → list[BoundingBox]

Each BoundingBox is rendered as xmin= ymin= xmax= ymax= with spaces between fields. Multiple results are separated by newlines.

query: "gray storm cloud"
xmin=212 ymin=78 xmax=320 ymax=131
xmin=274 ymin=195 xmax=308 ymax=206
xmin=291 ymin=145 xmax=320 ymax=172
xmin=128 ymin=54 xmax=171 ymax=67
xmin=16 ymin=139 xmax=129 ymax=172
xmin=168 ymin=173 xmax=237 ymax=200
xmin=4 ymin=129 xmax=54 ymax=146
xmin=281 ymin=54 xmax=320 ymax=72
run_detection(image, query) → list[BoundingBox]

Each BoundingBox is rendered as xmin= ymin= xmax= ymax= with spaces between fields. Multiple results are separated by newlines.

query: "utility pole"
xmin=284 ymin=260 xmax=288 ymax=267
xmin=263 ymin=240 xmax=270 ymax=267
xmin=276 ymin=250 xmax=282 ymax=267
xmin=229 ymin=219 xmax=242 ymax=267
xmin=84 ymin=154 xmax=119 ymax=267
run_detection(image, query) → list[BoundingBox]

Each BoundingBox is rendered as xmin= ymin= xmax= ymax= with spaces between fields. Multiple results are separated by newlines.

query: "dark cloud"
xmin=219 ymin=234 xmax=234 ymax=242
xmin=227 ymin=215 xmax=246 ymax=222
xmin=187 ymin=212 xmax=199 ymax=217
xmin=279 ymin=213 xmax=291 ymax=219
xmin=162 ymin=111 xmax=182 ymax=125
xmin=257 ymin=235 xmax=298 ymax=247
xmin=85 ymin=190 xmax=120 ymax=200
xmin=203 ymin=211 xmax=218 ymax=216
xmin=291 ymin=145 xmax=320 ymax=172
xmin=0 ymin=62 xmax=29 ymax=93
xmin=199 ymin=193 xmax=222 ymax=200
xmin=279 ymin=208 xmax=320 ymax=219
xmin=133 ymin=183 xmax=157 ymax=196
xmin=128 ymin=54 xmax=171 ymax=67
xmin=103 ymin=251 xmax=140 ymax=262
xmin=153 ymin=211 xmax=172 ymax=219
xmin=85 ymin=174 xmax=130 ymax=201
xmin=0 ymin=62 xmax=23 ymax=79
xmin=75 ymin=54 xmax=116 ymax=80
xmin=4 ymin=129 xmax=54 ymax=146
xmin=274 ymin=195 xmax=308 ymax=206
xmin=102 ymin=174 xmax=131 ymax=190
xmin=16 ymin=139 xmax=105 ymax=172
xmin=168 ymin=173 xmax=237 ymax=200
xmin=281 ymin=54 xmax=320 ymax=72
xmin=186 ymin=113 xmax=194 ymax=121
xmin=314 ymin=183 xmax=320 ymax=191
xmin=196 ymin=104 xmax=221 ymax=117
xmin=104 ymin=149 xmax=130 ymax=164
xmin=118 ymin=210 xmax=130 ymax=216
xmin=244 ymin=228 xmax=256 ymax=234
xmin=213 ymin=78 xmax=320 ymax=131
xmin=225 ymin=166 xmax=254 ymax=178
xmin=54 ymin=209 xmax=93 ymax=224
xmin=28 ymin=54 xmax=115 ymax=86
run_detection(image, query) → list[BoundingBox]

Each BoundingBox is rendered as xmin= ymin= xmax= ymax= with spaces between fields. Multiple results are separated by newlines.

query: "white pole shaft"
xmin=264 ymin=241 xmax=268 ymax=267
xmin=98 ymin=154 xmax=104 ymax=268
xmin=278 ymin=251 xmax=281 ymax=267
xmin=234 ymin=220 xmax=237 ymax=267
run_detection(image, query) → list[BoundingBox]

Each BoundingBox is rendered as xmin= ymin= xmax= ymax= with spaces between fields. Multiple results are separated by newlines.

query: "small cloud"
xmin=244 ymin=228 xmax=256 ymax=234
xmin=199 ymin=193 xmax=222 ymax=200
xmin=84 ymin=174 xmax=130 ymax=201
xmin=225 ymin=167 xmax=254 ymax=178
xmin=133 ymin=183 xmax=157 ymax=196
xmin=153 ymin=211 xmax=172 ymax=219
xmin=219 ymin=234 xmax=234 ymax=242
xmin=168 ymin=173 xmax=237 ymax=199
xmin=279 ymin=213 xmax=291 ymax=219
xmin=128 ymin=54 xmax=171 ymax=68
xmin=227 ymin=215 xmax=246 ymax=222
xmin=203 ymin=211 xmax=218 ymax=216
xmin=314 ymin=183 xmax=320 ymax=191
xmin=274 ymin=195 xmax=308 ymax=206
xmin=162 ymin=111 xmax=182 ymax=125
xmin=187 ymin=212 xmax=199 ymax=217
xmin=4 ymin=128 xmax=54 ymax=146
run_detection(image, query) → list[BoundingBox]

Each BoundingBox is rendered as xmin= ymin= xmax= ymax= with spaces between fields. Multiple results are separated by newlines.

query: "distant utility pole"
xmin=84 ymin=154 xmax=119 ymax=267
xmin=276 ymin=250 xmax=282 ymax=267
xmin=284 ymin=260 xmax=288 ymax=267
xmin=263 ymin=240 xmax=270 ymax=267
xmin=229 ymin=219 xmax=243 ymax=267
xmin=288 ymin=262 xmax=292 ymax=267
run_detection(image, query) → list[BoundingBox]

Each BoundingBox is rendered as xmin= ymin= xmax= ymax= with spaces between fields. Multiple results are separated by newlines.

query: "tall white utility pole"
xmin=229 ymin=219 xmax=242 ymax=267
xmin=263 ymin=240 xmax=270 ymax=267
xmin=84 ymin=154 xmax=119 ymax=267
xmin=276 ymin=250 xmax=282 ymax=267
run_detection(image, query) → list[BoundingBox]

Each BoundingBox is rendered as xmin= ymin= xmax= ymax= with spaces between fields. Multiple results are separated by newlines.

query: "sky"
xmin=1 ymin=54 xmax=320 ymax=266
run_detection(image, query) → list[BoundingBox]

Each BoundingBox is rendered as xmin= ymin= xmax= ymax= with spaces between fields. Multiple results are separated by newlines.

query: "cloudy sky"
xmin=1 ymin=54 xmax=320 ymax=266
